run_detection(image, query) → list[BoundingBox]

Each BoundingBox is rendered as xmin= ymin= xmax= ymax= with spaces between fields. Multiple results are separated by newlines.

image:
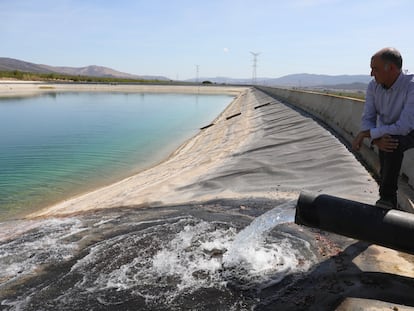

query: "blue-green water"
xmin=0 ymin=92 xmax=233 ymax=220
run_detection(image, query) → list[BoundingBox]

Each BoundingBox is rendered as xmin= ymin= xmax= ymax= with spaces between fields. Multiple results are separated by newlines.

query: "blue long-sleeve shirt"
xmin=361 ymin=72 xmax=414 ymax=139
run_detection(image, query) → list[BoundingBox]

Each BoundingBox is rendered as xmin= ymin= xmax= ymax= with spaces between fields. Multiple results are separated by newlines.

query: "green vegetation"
xmin=0 ymin=70 xmax=170 ymax=84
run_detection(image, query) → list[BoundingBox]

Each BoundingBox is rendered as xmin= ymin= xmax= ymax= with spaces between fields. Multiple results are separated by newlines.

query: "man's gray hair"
xmin=374 ymin=48 xmax=403 ymax=69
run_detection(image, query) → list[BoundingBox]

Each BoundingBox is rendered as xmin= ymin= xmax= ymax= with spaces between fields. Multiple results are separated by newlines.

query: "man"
xmin=352 ymin=47 xmax=414 ymax=209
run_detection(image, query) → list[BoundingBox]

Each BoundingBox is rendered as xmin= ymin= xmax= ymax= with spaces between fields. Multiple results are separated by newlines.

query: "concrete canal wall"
xmin=258 ymin=86 xmax=414 ymax=199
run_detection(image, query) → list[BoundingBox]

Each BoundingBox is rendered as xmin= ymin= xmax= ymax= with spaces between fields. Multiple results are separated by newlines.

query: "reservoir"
xmin=0 ymin=91 xmax=234 ymax=220
xmin=0 ymin=87 xmax=397 ymax=310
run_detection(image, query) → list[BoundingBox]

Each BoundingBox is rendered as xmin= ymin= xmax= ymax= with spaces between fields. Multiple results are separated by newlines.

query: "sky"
xmin=1 ymin=0 xmax=414 ymax=80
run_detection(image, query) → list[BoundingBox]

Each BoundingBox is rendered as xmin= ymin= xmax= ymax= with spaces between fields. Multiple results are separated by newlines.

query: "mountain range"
xmin=189 ymin=74 xmax=372 ymax=89
xmin=1 ymin=57 xmax=371 ymax=89
xmin=0 ymin=57 xmax=169 ymax=81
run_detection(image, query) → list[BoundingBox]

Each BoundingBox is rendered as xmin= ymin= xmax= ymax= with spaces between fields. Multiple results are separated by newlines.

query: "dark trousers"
xmin=379 ymin=130 xmax=414 ymax=205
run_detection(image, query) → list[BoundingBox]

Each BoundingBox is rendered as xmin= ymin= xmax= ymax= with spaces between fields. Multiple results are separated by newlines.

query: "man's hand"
xmin=352 ymin=130 xmax=371 ymax=151
xmin=372 ymin=135 xmax=399 ymax=152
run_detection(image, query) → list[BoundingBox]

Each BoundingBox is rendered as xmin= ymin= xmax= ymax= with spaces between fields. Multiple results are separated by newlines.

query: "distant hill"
xmin=0 ymin=57 xmax=53 ymax=74
xmin=264 ymin=73 xmax=372 ymax=87
xmin=1 ymin=57 xmax=371 ymax=87
xmin=188 ymin=73 xmax=372 ymax=88
xmin=0 ymin=57 xmax=169 ymax=81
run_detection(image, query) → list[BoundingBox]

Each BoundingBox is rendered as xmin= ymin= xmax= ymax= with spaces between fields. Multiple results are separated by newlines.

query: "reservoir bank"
xmin=1 ymin=82 xmax=414 ymax=310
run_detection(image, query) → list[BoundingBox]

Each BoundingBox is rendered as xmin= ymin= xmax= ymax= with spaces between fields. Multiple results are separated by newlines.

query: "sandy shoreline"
xmin=0 ymin=81 xmax=244 ymax=97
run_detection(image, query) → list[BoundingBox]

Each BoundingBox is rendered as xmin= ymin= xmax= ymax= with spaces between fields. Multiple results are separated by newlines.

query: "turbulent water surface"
xmin=0 ymin=198 xmax=319 ymax=310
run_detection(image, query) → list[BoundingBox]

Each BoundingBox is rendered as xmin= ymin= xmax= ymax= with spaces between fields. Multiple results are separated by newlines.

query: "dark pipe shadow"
xmin=254 ymin=239 xmax=414 ymax=310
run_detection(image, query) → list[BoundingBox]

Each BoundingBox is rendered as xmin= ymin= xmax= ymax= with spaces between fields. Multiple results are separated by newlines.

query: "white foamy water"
xmin=0 ymin=202 xmax=317 ymax=309
xmin=69 ymin=202 xmax=314 ymax=303
xmin=221 ymin=200 xmax=314 ymax=288
xmin=223 ymin=200 xmax=297 ymax=272
xmin=69 ymin=218 xmax=235 ymax=304
xmin=0 ymin=218 xmax=84 ymax=285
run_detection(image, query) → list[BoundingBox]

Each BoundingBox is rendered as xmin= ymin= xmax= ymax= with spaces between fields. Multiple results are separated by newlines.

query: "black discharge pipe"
xmin=295 ymin=192 xmax=414 ymax=255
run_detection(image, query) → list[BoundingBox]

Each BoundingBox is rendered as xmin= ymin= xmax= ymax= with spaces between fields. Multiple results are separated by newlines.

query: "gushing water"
xmin=222 ymin=200 xmax=304 ymax=287
xmin=223 ymin=200 xmax=296 ymax=269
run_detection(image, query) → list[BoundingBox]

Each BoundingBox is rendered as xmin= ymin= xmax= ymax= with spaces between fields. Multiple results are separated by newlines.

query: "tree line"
xmin=0 ymin=70 xmax=169 ymax=83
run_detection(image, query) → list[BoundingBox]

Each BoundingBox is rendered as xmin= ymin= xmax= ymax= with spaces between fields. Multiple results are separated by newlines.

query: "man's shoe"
xmin=375 ymin=198 xmax=395 ymax=210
